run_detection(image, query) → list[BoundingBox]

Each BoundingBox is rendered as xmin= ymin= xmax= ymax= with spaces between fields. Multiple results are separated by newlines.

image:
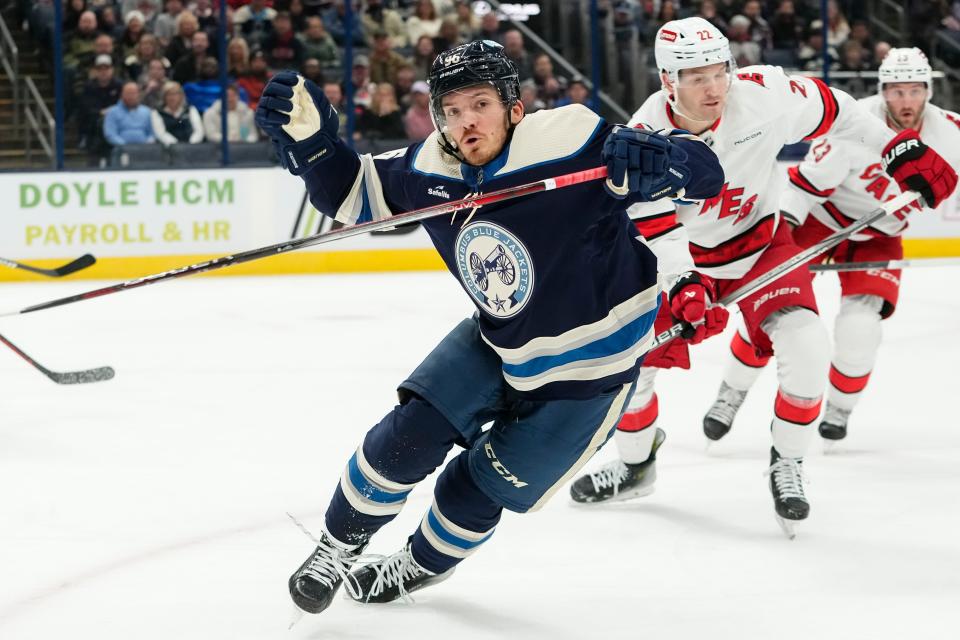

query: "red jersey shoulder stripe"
xmin=788 ymin=165 xmax=835 ymax=197
xmin=803 ymin=77 xmax=839 ymax=141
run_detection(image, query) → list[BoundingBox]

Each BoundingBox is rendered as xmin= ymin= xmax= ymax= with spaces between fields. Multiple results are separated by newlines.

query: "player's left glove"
xmin=881 ymin=129 xmax=957 ymax=208
xmin=602 ymin=126 xmax=691 ymax=201
xmin=255 ymin=71 xmax=339 ymax=175
xmin=668 ymin=271 xmax=729 ymax=345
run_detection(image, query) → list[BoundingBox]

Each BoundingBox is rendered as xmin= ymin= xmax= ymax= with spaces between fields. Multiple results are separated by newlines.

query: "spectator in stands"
xmin=262 ymin=11 xmax=305 ymax=70
xmin=237 ymin=51 xmax=272 ymax=107
xmin=300 ymin=16 xmax=340 ymax=67
xmin=152 ymin=81 xmax=204 ymax=144
xmin=362 ymin=0 xmax=407 ymax=48
xmin=696 ymin=0 xmax=729 ymax=35
xmin=770 ymin=0 xmax=803 ymax=52
xmin=403 ymin=80 xmax=432 ymax=142
xmin=323 ymin=81 xmax=349 ymax=133
xmin=226 ymin=37 xmax=251 ymax=77
xmin=394 ymin=64 xmax=416 ymax=109
xmin=64 ymin=0 xmax=89 ymax=35
xmin=289 ymin=0 xmax=309 ymax=32
xmin=351 ymin=54 xmax=375 ymax=108
xmin=323 ymin=1 xmax=367 ymax=47
xmin=203 ymin=85 xmax=259 ymax=142
xmin=235 ymin=0 xmax=278 ymax=49
xmin=166 ymin=11 xmax=200 ymax=67
xmin=120 ymin=11 xmax=147 ymax=59
xmin=369 ymin=29 xmax=410 ymax=85
xmin=453 ymin=0 xmax=480 ymax=41
xmin=826 ymin=0 xmax=851 ymax=48
xmin=433 ymin=18 xmax=462 ymax=52
xmin=554 ymin=77 xmax=597 ymax=112
xmin=798 ymin=19 xmax=839 ymax=71
xmin=83 ymin=34 xmax=122 ymax=82
xmin=154 ymin=0 xmax=186 ymax=46
xmin=183 ymin=57 xmax=226 ymax=112
xmin=64 ymin=10 xmax=100 ymax=73
xmin=477 ymin=9 xmax=503 ymax=43
xmin=742 ymin=0 xmax=773 ymax=49
xmin=125 ymin=34 xmax=170 ymax=82
xmin=411 ymin=34 xmax=436 ymax=81
xmin=302 ymin=58 xmax=325 ymax=86
xmin=872 ymin=40 xmax=891 ymax=69
xmin=531 ymin=53 xmax=563 ymax=108
xmin=121 ymin=0 xmax=161 ymax=25
xmin=847 ymin=20 xmax=876 ymax=64
xmin=407 ymin=0 xmax=443 ymax=45
xmin=729 ymin=15 xmax=763 ymax=66
xmin=647 ymin=0 xmax=677 ymax=42
xmin=838 ymin=39 xmax=869 ymax=71
xmin=194 ymin=0 xmax=220 ymax=35
xmin=104 ymin=81 xmax=155 ymax=146
xmin=502 ymin=29 xmax=533 ymax=81
xmin=519 ymin=79 xmax=545 ymax=114
xmin=97 ymin=5 xmax=125 ymax=41
xmin=139 ymin=58 xmax=170 ymax=109
xmin=173 ymin=31 xmax=212 ymax=84
xmin=358 ymin=82 xmax=405 ymax=139
xmin=79 ymin=54 xmax=123 ymax=155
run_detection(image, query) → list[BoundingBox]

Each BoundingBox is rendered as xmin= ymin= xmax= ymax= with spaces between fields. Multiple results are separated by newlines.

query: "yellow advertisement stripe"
xmin=1 ymin=239 xmax=958 ymax=283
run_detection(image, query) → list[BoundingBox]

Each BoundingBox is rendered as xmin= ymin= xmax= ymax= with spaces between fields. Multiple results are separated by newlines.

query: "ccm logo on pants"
xmin=484 ymin=443 xmax=528 ymax=488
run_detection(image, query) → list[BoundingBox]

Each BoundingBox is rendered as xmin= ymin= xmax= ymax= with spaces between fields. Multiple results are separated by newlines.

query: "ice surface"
xmin=1 ymin=269 xmax=958 ymax=640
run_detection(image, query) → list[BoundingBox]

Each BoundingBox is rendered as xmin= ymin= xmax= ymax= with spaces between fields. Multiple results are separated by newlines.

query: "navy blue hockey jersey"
xmin=302 ymin=104 xmax=723 ymax=399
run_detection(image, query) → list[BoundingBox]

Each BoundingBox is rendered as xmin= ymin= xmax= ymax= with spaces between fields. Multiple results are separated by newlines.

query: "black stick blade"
xmin=53 ymin=254 xmax=97 ymax=277
xmin=47 ymin=366 xmax=116 ymax=385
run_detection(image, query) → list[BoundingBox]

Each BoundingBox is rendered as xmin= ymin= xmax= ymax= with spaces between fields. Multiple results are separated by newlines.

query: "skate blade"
xmin=774 ymin=515 xmax=798 ymax=540
xmin=288 ymin=605 xmax=306 ymax=630
xmin=570 ymin=485 xmax=656 ymax=506
xmin=822 ymin=439 xmax=843 ymax=455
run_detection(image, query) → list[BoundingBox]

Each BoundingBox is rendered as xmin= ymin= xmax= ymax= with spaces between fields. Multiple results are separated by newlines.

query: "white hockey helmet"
xmin=654 ymin=17 xmax=733 ymax=84
xmin=878 ymin=47 xmax=933 ymax=100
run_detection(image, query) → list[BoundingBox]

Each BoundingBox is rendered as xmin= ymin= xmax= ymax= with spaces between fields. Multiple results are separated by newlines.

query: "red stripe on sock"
xmin=730 ymin=332 xmax=771 ymax=368
xmin=617 ymin=394 xmax=658 ymax=432
xmin=774 ymin=389 xmax=822 ymax=425
xmin=829 ymin=365 xmax=871 ymax=394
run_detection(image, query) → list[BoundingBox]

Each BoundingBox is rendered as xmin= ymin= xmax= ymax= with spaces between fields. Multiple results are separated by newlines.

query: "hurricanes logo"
xmin=455 ymin=221 xmax=534 ymax=318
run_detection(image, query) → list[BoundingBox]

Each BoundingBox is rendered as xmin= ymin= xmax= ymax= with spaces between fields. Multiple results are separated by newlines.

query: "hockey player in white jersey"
xmin=569 ymin=18 xmax=957 ymax=535
xmin=704 ymin=47 xmax=960 ymax=446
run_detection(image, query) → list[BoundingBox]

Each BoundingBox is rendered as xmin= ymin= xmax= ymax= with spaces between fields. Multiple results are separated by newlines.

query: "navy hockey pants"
xmin=324 ymin=317 xmax=634 ymax=574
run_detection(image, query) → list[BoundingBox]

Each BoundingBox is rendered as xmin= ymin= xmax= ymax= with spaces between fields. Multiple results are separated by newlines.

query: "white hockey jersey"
xmin=780 ymin=94 xmax=960 ymax=241
xmin=628 ymin=65 xmax=893 ymax=281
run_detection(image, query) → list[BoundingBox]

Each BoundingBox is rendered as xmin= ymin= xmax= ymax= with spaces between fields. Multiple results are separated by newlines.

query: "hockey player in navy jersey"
xmin=254 ymin=40 xmax=723 ymax=614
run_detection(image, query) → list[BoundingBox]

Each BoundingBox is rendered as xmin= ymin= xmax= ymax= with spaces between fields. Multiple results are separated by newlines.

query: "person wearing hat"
xmin=78 ymin=54 xmax=123 ymax=161
xmin=402 ymin=79 xmax=433 ymax=141
xmin=350 ymin=54 xmax=374 ymax=109
xmin=368 ymin=28 xmax=410 ymax=86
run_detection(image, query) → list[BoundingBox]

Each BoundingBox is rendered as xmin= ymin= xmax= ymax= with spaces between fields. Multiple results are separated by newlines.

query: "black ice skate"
xmin=819 ymin=402 xmax=851 ymax=447
xmin=288 ymin=533 xmax=366 ymax=615
xmin=702 ymin=382 xmax=748 ymax=442
xmin=569 ymin=428 xmax=666 ymax=504
xmin=764 ymin=447 xmax=809 ymax=539
xmin=349 ymin=543 xmax=455 ymax=604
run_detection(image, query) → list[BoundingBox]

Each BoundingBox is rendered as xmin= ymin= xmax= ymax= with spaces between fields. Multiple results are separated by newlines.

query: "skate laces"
xmin=705 ymin=383 xmax=747 ymax=425
xmin=588 ymin=460 xmax=629 ymax=494
xmin=365 ymin=546 xmax=429 ymax=604
xmin=764 ymin=458 xmax=807 ymax=500
xmin=286 ymin=512 xmax=365 ymax=600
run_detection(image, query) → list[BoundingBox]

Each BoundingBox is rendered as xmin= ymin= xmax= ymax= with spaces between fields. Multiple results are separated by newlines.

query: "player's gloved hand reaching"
xmin=668 ymin=271 xmax=729 ymax=344
xmin=255 ymin=71 xmax=339 ymax=175
xmin=602 ymin=126 xmax=691 ymax=201
xmin=881 ymin=129 xmax=957 ymax=208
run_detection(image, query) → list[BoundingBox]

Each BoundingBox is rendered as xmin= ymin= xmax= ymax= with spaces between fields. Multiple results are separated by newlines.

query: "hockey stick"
xmin=0 ymin=254 xmax=96 ymax=278
xmin=649 ymin=190 xmax=921 ymax=349
xmin=0 ymin=332 xmax=115 ymax=384
xmin=0 ymin=166 xmax=609 ymax=319
xmin=810 ymin=257 xmax=960 ymax=272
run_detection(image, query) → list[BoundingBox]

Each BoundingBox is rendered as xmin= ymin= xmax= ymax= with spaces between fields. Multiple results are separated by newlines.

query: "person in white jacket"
xmin=151 ymin=81 xmax=204 ymax=145
xmin=203 ymin=85 xmax=259 ymax=143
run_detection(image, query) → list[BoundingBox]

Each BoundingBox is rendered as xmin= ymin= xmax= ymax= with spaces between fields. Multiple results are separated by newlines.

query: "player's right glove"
xmin=602 ymin=126 xmax=691 ymax=201
xmin=668 ymin=271 xmax=729 ymax=344
xmin=255 ymin=71 xmax=339 ymax=175
xmin=881 ymin=129 xmax=957 ymax=208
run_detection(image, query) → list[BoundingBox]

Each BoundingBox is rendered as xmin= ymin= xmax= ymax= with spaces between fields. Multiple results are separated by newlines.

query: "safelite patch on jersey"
xmin=455 ymin=221 xmax=534 ymax=318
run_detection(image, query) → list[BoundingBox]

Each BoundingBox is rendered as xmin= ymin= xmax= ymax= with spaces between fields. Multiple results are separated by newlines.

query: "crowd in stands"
xmin=14 ymin=0 xmax=958 ymax=165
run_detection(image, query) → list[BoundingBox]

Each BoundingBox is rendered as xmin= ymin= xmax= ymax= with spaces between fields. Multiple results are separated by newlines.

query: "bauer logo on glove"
xmin=254 ymin=71 xmax=340 ymax=176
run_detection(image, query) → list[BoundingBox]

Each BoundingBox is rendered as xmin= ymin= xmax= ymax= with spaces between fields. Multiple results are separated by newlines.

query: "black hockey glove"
xmin=255 ymin=71 xmax=339 ymax=175
xmin=602 ymin=126 xmax=691 ymax=201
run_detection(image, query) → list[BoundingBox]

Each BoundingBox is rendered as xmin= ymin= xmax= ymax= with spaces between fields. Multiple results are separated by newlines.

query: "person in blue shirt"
xmin=103 ymin=81 xmax=155 ymax=146
xmin=254 ymin=40 xmax=724 ymax=616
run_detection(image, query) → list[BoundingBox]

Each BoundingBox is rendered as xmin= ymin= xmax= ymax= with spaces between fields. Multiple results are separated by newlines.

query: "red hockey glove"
xmin=881 ymin=129 xmax=958 ymax=208
xmin=668 ymin=272 xmax=729 ymax=345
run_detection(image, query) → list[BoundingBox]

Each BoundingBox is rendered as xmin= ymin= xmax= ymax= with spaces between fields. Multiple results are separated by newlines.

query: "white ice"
xmin=1 ymin=268 xmax=958 ymax=640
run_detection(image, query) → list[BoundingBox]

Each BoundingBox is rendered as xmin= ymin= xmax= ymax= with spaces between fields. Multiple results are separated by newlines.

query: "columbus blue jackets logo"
xmin=455 ymin=221 xmax=534 ymax=318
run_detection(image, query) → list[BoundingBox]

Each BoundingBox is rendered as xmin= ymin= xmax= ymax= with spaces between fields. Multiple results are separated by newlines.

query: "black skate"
xmin=288 ymin=533 xmax=366 ymax=615
xmin=819 ymin=402 xmax=851 ymax=449
xmin=569 ymin=428 xmax=666 ymax=504
xmin=702 ymin=382 xmax=748 ymax=442
xmin=764 ymin=447 xmax=809 ymax=539
xmin=349 ymin=543 xmax=455 ymax=604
